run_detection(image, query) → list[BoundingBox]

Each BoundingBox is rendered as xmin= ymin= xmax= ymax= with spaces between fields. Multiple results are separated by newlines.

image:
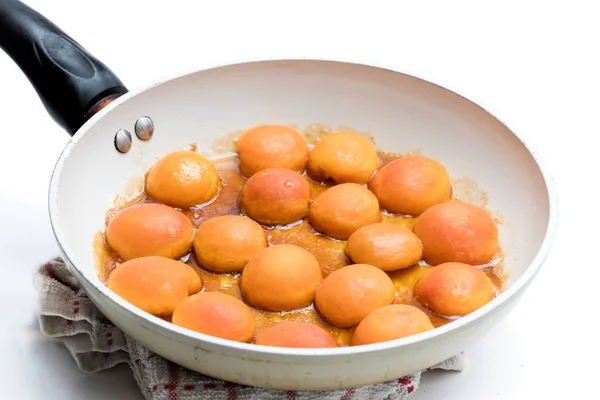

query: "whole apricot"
xmin=255 ymin=321 xmax=337 ymax=348
xmin=106 ymin=203 xmax=194 ymax=261
xmin=415 ymin=262 xmax=496 ymax=317
xmin=368 ymin=156 xmax=452 ymax=215
xmin=314 ymin=264 xmax=395 ymax=328
xmin=308 ymin=183 xmax=381 ymax=240
xmin=146 ymin=150 xmax=221 ymax=208
xmin=107 ymin=256 xmax=202 ymax=317
xmin=346 ymin=222 xmax=423 ymax=271
xmin=413 ymin=199 xmax=499 ymax=266
xmin=307 ymin=132 xmax=380 ymax=184
xmin=240 ymin=168 xmax=310 ymax=226
xmin=172 ymin=292 xmax=255 ymax=343
xmin=236 ymin=125 xmax=308 ymax=177
xmin=351 ymin=304 xmax=434 ymax=346
xmin=240 ymin=244 xmax=322 ymax=311
xmin=193 ymin=215 xmax=267 ymax=273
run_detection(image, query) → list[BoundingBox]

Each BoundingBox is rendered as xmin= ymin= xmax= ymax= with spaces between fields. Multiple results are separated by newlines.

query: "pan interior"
xmin=50 ymin=59 xmax=552 ymax=324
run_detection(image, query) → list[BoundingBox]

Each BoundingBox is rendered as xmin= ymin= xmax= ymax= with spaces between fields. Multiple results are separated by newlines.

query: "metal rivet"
xmin=114 ymin=129 xmax=132 ymax=153
xmin=135 ymin=116 xmax=154 ymax=140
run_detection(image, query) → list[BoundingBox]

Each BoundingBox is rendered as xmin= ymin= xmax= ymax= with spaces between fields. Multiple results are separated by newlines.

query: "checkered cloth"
xmin=34 ymin=257 xmax=465 ymax=399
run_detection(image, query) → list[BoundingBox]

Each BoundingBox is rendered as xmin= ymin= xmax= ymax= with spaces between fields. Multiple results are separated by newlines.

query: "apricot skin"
xmin=193 ymin=215 xmax=267 ymax=273
xmin=172 ymin=292 xmax=255 ymax=343
xmin=307 ymin=132 xmax=380 ymax=184
xmin=351 ymin=304 xmax=434 ymax=346
xmin=255 ymin=321 xmax=337 ymax=348
xmin=413 ymin=199 xmax=499 ymax=266
xmin=308 ymin=183 xmax=381 ymax=240
xmin=107 ymin=256 xmax=201 ymax=317
xmin=236 ymin=125 xmax=308 ymax=177
xmin=146 ymin=150 xmax=222 ymax=208
xmin=346 ymin=222 xmax=423 ymax=271
xmin=240 ymin=168 xmax=311 ymax=226
xmin=415 ymin=262 xmax=496 ymax=317
xmin=368 ymin=156 xmax=452 ymax=215
xmin=185 ymin=266 xmax=203 ymax=295
xmin=314 ymin=264 xmax=395 ymax=328
xmin=106 ymin=203 xmax=194 ymax=261
xmin=240 ymin=244 xmax=323 ymax=312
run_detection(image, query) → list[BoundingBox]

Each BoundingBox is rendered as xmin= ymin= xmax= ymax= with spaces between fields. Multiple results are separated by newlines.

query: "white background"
xmin=0 ymin=1 xmax=598 ymax=399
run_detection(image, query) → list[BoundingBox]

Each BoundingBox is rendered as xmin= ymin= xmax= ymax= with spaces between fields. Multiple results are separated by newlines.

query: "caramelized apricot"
xmin=308 ymin=183 xmax=380 ymax=240
xmin=236 ymin=125 xmax=308 ymax=177
xmin=413 ymin=199 xmax=499 ymax=265
xmin=106 ymin=203 xmax=194 ymax=261
xmin=146 ymin=150 xmax=221 ymax=208
xmin=193 ymin=215 xmax=267 ymax=273
xmin=240 ymin=168 xmax=310 ymax=225
xmin=172 ymin=292 xmax=255 ymax=343
xmin=240 ymin=244 xmax=322 ymax=311
xmin=368 ymin=156 xmax=452 ymax=215
xmin=351 ymin=304 xmax=434 ymax=345
xmin=314 ymin=264 xmax=395 ymax=328
xmin=415 ymin=262 xmax=496 ymax=317
xmin=307 ymin=132 xmax=380 ymax=184
xmin=346 ymin=222 xmax=422 ymax=271
xmin=255 ymin=321 xmax=337 ymax=348
xmin=107 ymin=256 xmax=201 ymax=317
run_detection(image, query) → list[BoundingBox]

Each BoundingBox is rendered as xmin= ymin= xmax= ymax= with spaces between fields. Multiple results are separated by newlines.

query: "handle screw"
xmin=115 ymin=129 xmax=132 ymax=153
xmin=135 ymin=116 xmax=154 ymax=140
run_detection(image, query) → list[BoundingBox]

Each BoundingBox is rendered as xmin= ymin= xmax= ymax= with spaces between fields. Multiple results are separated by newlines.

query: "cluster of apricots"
xmin=103 ymin=124 xmax=500 ymax=348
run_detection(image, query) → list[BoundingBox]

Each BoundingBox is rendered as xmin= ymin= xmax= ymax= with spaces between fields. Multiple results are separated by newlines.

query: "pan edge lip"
xmin=47 ymin=56 xmax=559 ymax=358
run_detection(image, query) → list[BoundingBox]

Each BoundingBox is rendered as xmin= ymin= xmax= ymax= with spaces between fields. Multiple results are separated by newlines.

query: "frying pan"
xmin=0 ymin=0 xmax=558 ymax=391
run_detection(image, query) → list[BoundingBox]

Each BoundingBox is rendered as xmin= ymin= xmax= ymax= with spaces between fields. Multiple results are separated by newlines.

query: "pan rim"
xmin=47 ymin=57 xmax=559 ymax=358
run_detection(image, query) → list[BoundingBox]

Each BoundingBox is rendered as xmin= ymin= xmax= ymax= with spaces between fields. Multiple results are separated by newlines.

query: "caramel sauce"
xmin=95 ymin=151 xmax=506 ymax=347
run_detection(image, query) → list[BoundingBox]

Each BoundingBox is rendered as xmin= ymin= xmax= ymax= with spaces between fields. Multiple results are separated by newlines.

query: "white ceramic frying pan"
xmin=0 ymin=0 xmax=558 ymax=391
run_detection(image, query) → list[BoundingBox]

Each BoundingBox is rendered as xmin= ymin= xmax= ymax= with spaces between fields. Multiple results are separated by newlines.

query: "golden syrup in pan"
xmin=95 ymin=152 xmax=505 ymax=346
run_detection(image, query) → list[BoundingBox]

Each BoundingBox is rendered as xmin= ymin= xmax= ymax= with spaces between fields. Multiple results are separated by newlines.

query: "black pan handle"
xmin=0 ymin=0 xmax=128 ymax=135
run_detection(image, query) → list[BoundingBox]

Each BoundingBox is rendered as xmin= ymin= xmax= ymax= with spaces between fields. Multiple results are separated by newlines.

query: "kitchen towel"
xmin=35 ymin=257 xmax=465 ymax=400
